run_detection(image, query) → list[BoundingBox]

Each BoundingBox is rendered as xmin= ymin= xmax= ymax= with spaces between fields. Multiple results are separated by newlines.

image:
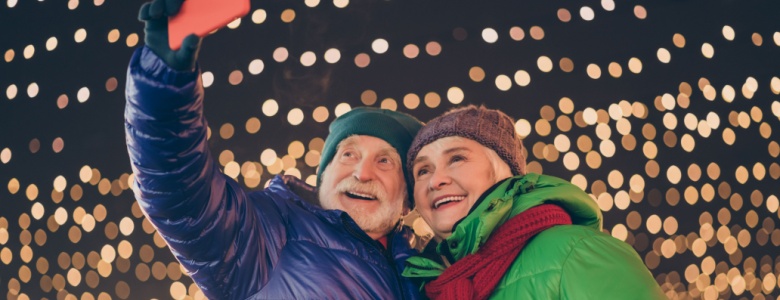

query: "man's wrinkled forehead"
xmin=338 ymin=135 xmax=401 ymax=159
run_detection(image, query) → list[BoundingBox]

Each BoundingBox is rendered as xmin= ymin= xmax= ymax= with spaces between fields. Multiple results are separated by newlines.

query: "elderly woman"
xmin=402 ymin=105 xmax=664 ymax=299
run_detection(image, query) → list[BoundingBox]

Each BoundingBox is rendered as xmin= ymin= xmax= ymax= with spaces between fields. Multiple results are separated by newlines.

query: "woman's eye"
xmin=450 ymin=155 xmax=465 ymax=163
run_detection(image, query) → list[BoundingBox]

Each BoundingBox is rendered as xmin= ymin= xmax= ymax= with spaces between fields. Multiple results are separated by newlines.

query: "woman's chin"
xmin=431 ymin=218 xmax=461 ymax=238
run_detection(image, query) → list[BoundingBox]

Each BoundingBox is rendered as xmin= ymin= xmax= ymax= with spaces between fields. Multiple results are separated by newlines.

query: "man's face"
xmin=318 ymin=135 xmax=408 ymax=240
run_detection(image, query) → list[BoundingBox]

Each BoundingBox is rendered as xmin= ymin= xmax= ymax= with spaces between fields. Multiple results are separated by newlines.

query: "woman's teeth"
xmin=434 ymin=196 xmax=465 ymax=209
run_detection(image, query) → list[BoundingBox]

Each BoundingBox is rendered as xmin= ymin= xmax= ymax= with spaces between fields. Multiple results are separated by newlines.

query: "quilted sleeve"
xmin=124 ymin=46 xmax=285 ymax=299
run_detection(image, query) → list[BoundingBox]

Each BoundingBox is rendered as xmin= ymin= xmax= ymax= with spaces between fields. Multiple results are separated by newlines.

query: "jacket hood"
xmin=445 ymin=173 xmax=602 ymax=260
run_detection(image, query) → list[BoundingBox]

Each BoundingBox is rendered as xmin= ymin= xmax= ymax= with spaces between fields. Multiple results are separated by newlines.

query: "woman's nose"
xmin=428 ymin=169 xmax=451 ymax=190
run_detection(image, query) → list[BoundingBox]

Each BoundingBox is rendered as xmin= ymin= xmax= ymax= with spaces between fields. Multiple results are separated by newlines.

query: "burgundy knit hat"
xmin=407 ymin=105 xmax=527 ymax=179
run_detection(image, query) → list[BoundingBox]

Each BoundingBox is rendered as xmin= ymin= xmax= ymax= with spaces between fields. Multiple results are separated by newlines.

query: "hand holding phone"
xmin=168 ymin=0 xmax=251 ymax=51
xmin=139 ymin=0 xmax=250 ymax=71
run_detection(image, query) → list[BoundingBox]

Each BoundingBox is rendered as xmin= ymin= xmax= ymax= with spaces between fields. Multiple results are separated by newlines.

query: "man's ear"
xmin=403 ymin=193 xmax=415 ymax=216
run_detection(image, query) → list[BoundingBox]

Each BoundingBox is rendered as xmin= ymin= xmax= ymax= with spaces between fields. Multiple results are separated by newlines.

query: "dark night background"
xmin=1 ymin=0 xmax=779 ymax=299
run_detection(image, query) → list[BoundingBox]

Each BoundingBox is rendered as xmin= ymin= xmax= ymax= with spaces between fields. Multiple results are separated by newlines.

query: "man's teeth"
xmin=346 ymin=191 xmax=377 ymax=200
xmin=434 ymin=196 xmax=465 ymax=209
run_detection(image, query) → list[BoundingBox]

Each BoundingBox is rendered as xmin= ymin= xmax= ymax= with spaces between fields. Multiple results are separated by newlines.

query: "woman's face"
xmin=411 ymin=137 xmax=512 ymax=238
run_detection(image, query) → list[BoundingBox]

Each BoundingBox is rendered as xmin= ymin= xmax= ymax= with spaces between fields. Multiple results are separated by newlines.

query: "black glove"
xmin=138 ymin=0 xmax=202 ymax=71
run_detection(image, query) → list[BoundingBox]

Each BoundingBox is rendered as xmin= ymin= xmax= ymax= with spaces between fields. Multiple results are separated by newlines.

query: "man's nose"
xmin=352 ymin=159 xmax=376 ymax=182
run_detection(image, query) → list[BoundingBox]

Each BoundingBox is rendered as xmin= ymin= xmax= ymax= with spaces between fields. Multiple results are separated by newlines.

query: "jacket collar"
xmin=441 ymin=174 xmax=527 ymax=261
xmin=280 ymin=174 xmax=319 ymax=205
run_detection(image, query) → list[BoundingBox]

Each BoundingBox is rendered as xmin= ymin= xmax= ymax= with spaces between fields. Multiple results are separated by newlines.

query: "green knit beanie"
xmin=317 ymin=107 xmax=423 ymax=204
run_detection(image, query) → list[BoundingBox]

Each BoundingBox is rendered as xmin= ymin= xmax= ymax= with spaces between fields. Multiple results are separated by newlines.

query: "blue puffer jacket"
xmin=124 ymin=47 xmax=422 ymax=300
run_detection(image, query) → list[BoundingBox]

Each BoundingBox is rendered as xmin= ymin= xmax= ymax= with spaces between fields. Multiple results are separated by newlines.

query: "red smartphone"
xmin=168 ymin=0 xmax=251 ymax=50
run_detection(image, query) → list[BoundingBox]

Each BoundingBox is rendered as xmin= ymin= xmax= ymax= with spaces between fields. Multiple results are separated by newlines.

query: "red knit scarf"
xmin=425 ymin=204 xmax=572 ymax=300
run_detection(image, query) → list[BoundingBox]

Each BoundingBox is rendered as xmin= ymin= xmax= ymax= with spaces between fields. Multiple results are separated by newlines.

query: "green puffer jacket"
xmin=403 ymin=173 xmax=665 ymax=299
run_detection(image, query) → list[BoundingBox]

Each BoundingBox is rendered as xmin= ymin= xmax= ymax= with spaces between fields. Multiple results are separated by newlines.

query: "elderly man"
xmin=124 ymin=0 xmax=423 ymax=299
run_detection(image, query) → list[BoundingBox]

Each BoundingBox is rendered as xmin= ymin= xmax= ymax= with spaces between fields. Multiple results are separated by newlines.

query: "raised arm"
xmin=124 ymin=1 xmax=286 ymax=298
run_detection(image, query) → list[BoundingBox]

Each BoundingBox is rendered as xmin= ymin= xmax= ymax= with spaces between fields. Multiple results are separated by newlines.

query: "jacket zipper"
xmin=341 ymin=214 xmax=407 ymax=300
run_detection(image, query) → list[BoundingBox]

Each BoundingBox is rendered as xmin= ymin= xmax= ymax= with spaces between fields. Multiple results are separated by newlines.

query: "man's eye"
xmin=416 ymin=168 xmax=429 ymax=177
xmin=339 ymin=151 xmax=358 ymax=162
